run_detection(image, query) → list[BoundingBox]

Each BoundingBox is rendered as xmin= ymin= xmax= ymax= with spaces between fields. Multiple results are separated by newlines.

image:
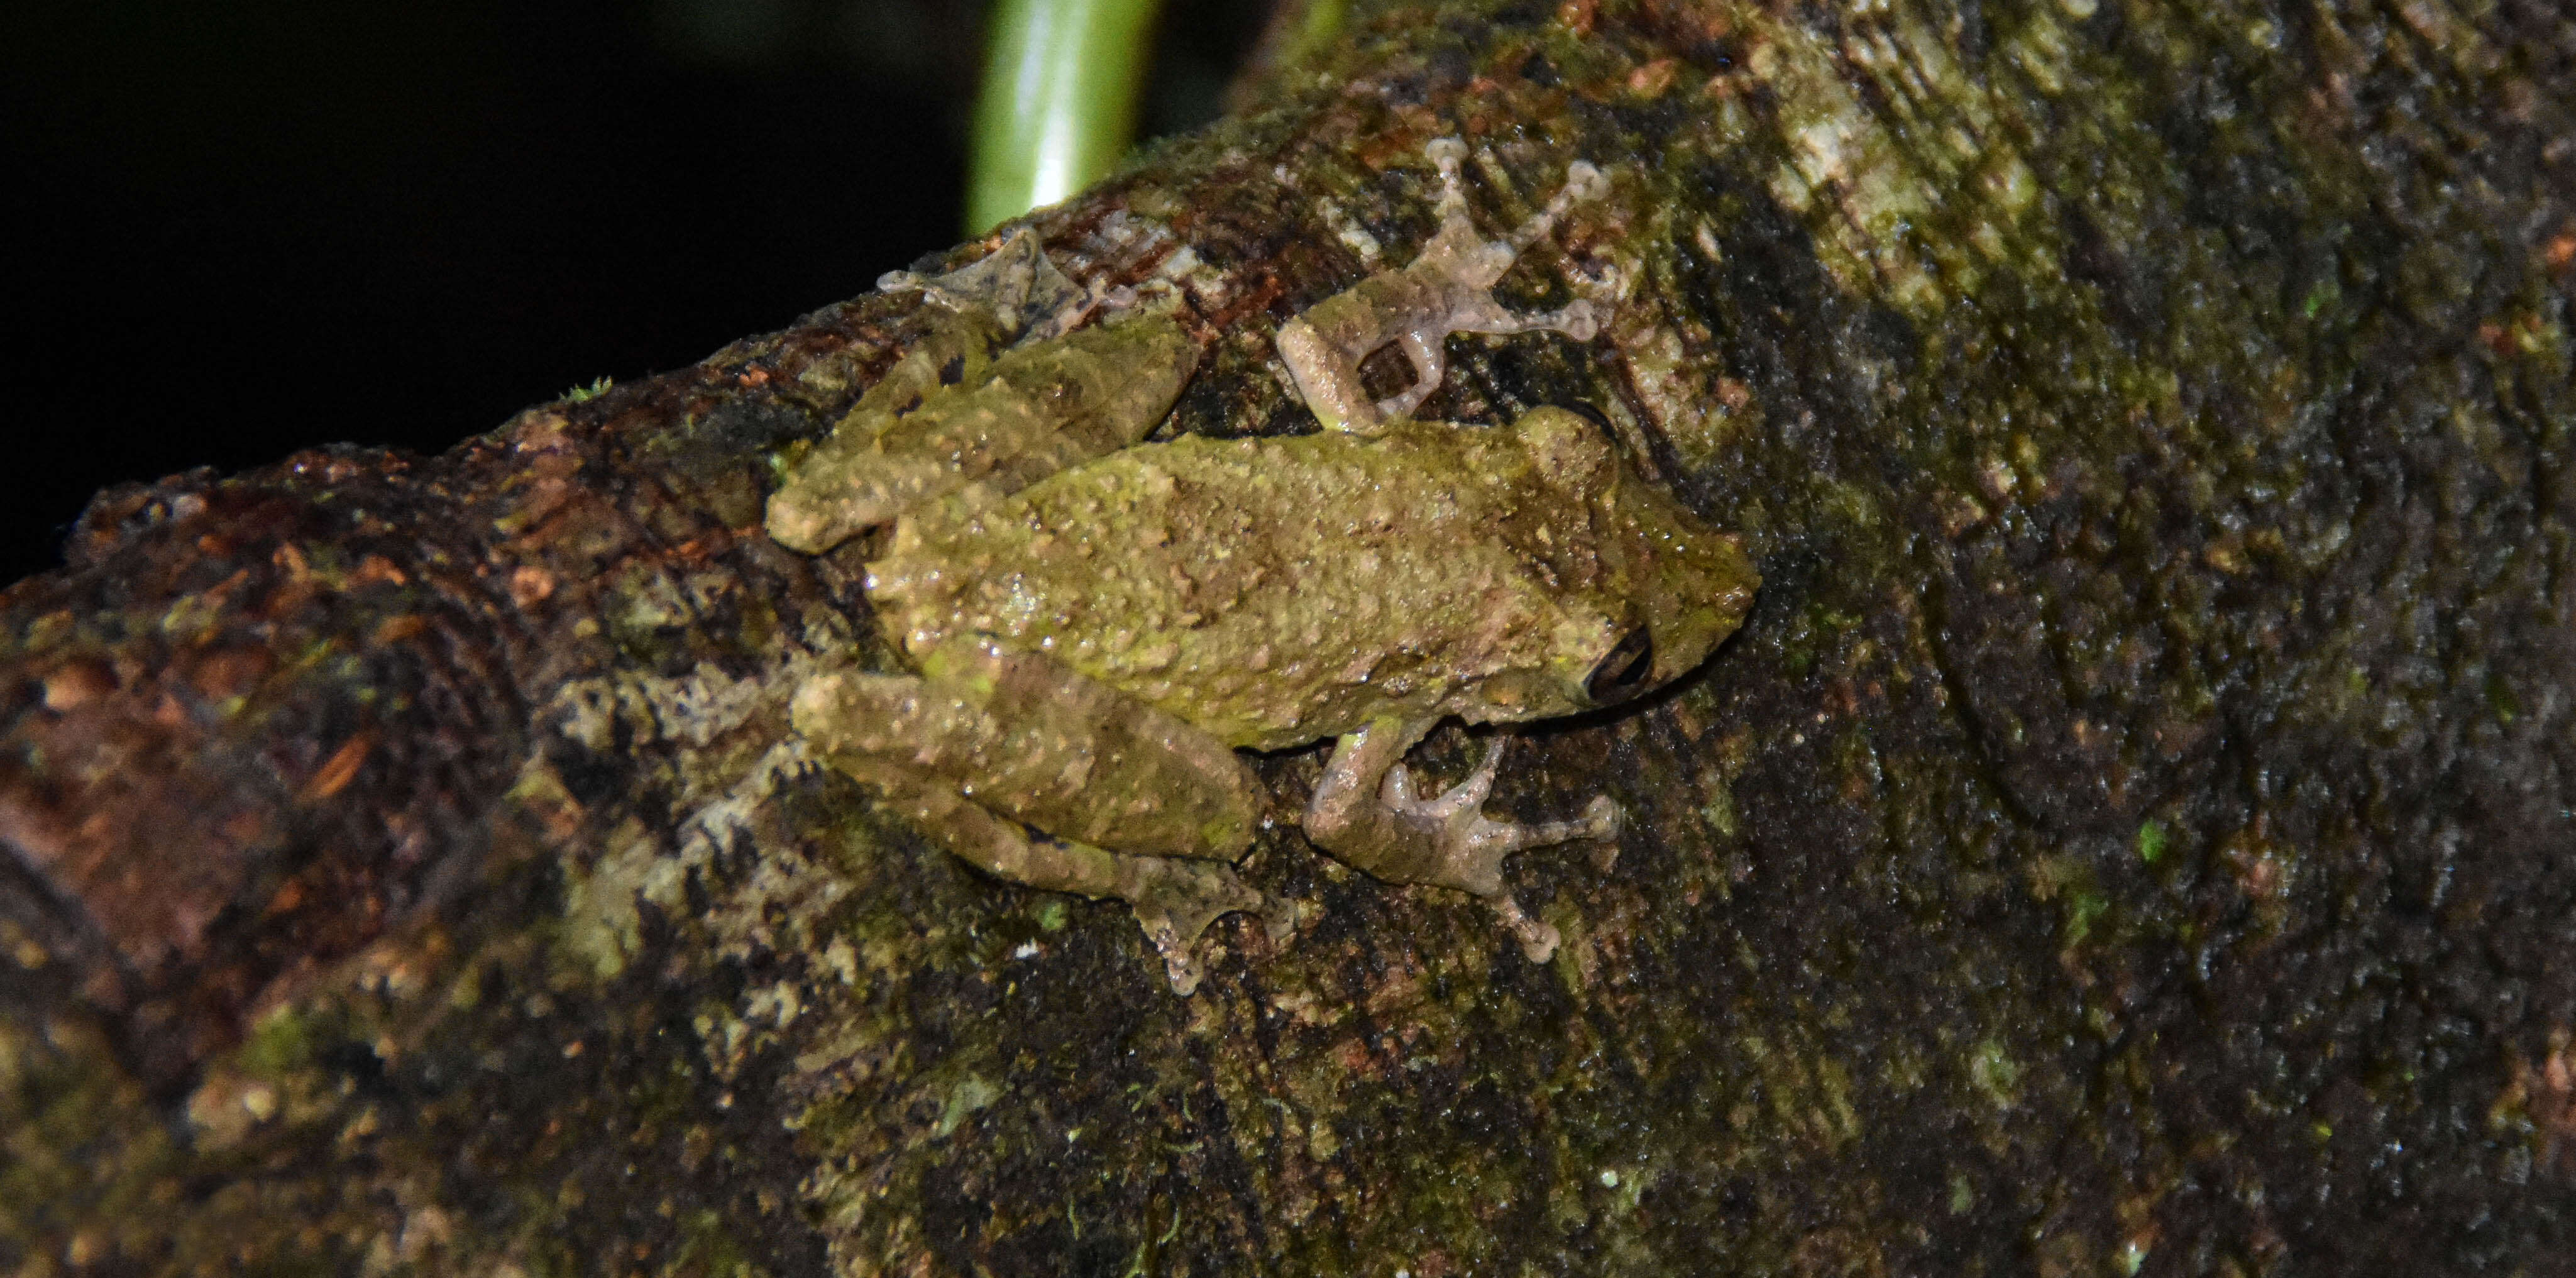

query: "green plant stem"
xmin=967 ymin=0 xmax=1163 ymax=234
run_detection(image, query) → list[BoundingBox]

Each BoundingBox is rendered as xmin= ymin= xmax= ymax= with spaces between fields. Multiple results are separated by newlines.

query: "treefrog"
xmin=769 ymin=141 xmax=1757 ymax=993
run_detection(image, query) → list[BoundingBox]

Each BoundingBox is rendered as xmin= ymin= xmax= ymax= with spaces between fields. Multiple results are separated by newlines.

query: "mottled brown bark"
xmin=5 ymin=0 xmax=2574 ymax=1273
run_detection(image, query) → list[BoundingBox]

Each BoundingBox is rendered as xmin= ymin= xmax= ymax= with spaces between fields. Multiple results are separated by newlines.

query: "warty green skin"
xmin=866 ymin=411 xmax=1754 ymax=752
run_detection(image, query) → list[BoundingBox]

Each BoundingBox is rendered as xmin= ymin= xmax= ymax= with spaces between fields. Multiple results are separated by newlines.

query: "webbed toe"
xmin=1116 ymin=858 xmax=1271 ymax=995
xmin=1378 ymin=742 xmax=1624 ymax=898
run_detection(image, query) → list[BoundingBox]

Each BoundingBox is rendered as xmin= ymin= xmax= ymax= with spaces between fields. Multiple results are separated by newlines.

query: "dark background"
xmin=1 ymin=0 xmax=1260 ymax=585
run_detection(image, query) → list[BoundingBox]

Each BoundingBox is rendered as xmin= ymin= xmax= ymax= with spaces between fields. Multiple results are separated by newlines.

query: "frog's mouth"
xmin=1582 ymin=628 xmax=1654 ymax=707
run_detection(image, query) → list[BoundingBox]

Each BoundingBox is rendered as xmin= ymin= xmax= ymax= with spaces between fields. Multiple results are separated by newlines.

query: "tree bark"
xmin=5 ymin=0 xmax=2573 ymax=1272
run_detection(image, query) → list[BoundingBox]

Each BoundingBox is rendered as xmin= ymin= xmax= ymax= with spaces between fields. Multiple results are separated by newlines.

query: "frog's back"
xmin=867 ymin=425 xmax=1596 ymax=749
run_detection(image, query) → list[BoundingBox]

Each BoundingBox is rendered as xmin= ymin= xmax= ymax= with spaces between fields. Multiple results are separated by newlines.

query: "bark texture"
xmin=5 ymin=0 xmax=2574 ymax=1272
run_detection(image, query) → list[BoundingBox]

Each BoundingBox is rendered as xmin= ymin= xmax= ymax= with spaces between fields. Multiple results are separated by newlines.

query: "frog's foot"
xmin=875 ymin=227 xmax=1087 ymax=339
xmin=1363 ymin=143 xmax=1610 ymax=422
xmin=1423 ymin=136 xmax=1474 ymax=223
xmin=1111 ymin=855 xmax=1280 ymax=995
xmin=1308 ymin=724 xmax=1618 ymax=964
xmin=1372 ymin=291 xmax=1605 ymax=422
xmin=1488 ymin=893 xmax=1563 ymax=966
xmin=1504 ymin=159 xmax=1608 ymax=255
xmin=1423 ymin=137 xmax=1605 ymax=251
xmin=1379 ymin=740 xmax=1624 ymax=900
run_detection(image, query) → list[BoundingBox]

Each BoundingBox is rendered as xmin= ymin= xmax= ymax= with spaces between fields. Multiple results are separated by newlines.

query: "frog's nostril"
xmin=1583 ymin=629 xmax=1654 ymax=705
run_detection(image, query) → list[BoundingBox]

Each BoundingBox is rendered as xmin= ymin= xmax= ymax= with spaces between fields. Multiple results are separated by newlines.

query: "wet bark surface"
xmin=4 ymin=0 xmax=2573 ymax=1272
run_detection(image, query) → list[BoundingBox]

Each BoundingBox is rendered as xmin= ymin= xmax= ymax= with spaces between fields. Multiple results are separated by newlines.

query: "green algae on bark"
xmin=5 ymin=0 xmax=2575 ymax=1272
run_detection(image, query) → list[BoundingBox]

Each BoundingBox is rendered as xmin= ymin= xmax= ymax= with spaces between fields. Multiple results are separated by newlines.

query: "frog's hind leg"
xmin=770 ymin=309 xmax=1199 ymax=553
xmin=795 ymin=646 xmax=1283 ymax=993
xmin=829 ymin=757 xmax=1268 ymax=994
xmin=1303 ymin=719 xmax=1620 ymax=964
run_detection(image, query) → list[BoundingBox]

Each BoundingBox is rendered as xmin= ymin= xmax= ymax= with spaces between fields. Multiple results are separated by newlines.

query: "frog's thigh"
xmin=796 ymin=668 xmax=1273 ymax=993
xmin=911 ymin=637 xmax=1262 ymax=859
xmin=812 ymin=740 xmax=1131 ymax=902
xmin=1379 ymin=330 xmax=1450 ymax=420
xmin=795 ymin=650 xmax=1259 ymax=862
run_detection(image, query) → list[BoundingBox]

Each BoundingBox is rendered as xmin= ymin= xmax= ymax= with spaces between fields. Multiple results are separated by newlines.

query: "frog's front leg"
xmin=1302 ymin=717 xmax=1621 ymax=964
xmin=794 ymin=638 xmax=1282 ymax=993
xmin=1276 ymin=138 xmax=1612 ymax=433
xmin=1371 ymin=140 xmax=1611 ymax=420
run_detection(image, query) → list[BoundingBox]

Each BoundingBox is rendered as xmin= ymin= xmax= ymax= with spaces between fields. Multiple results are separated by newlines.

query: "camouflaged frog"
xmin=768 ymin=141 xmax=1757 ymax=992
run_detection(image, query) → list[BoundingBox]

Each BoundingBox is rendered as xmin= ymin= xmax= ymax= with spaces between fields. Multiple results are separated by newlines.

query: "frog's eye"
xmin=1555 ymin=402 xmax=1615 ymax=436
xmin=1584 ymin=629 xmax=1654 ymax=705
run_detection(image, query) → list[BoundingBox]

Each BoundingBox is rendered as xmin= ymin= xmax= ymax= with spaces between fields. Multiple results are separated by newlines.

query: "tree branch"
xmin=5 ymin=0 xmax=2573 ymax=1271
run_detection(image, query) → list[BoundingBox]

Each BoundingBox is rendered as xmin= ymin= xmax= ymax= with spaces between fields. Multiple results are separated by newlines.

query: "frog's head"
xmin=1509 ymin=407 xmax=1760 ymax=710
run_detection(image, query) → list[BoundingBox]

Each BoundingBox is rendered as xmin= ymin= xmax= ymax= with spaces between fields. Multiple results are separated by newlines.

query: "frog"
xmin=769 ymin=140 xmax=1758 ymax=993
